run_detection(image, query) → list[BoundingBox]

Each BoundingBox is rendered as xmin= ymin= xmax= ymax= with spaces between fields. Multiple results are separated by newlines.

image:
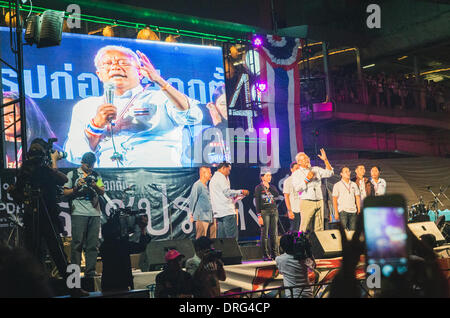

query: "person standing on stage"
xmin=370 ymin=166 xmax=386 ymax=196
xmin=292 ymin=149 xmax=334 ymax=232
xmin=332 ymin=167 xmax=361 ymax=230
xmin=352 ymin=165 xmax=372 ymax=205
xmin=283 ymin=162 xmax=301 ymax=232
xmin=209 ymin=162 xmax=249 ymax=239
xmin=63 ymin=152 xmax=105 ymax=279
xmin=255 ymin=170 xmax=280 ymax=260
xmin=189 ymin=166 xmax=216 ymax=239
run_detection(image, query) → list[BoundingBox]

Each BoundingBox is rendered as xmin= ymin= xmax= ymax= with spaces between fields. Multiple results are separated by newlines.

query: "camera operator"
xmin=186 ymin=236 xmax=226 ymax=298
xmin=63 ymin=152 xmax=104 ymax=279
xmin=275 ymin=232 xmax=315 ymax=298
xmin=8 ymin=138 xmax=69 ymax=280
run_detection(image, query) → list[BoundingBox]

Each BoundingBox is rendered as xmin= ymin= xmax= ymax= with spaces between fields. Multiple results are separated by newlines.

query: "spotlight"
xmin=102 ymin=25 xmax=115 ymax=37
xmin=24 ymin=10 xmax=65 ymax=48
xmin=252 ymin=35 xmax=263 ymax=47
xmin=255 ymin=81 xmax=267 ymax=92
xmin=262 ymin=127 xmax=270 ymax=135
xmin=137 ymin=26 xmax=159 ymax=41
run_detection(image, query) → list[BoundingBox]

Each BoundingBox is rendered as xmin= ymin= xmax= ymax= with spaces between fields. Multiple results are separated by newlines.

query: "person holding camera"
xmin=275 ymin=232 xmax=315 ymax=298
xmin=9 ymin=138 xmax=69 ymax=279
xmin=63 ymin=152 xmax=105 ymax=279
xmin=186 ymin=236 xmax=226 ymax=298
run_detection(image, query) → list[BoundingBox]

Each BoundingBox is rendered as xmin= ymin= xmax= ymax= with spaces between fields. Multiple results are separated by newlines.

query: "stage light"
xmin=165 ymin=34 xmax=179 ymax=43
xmin=137 ymin=26 xmax=159 ymax=41
xmin=262 ymin=127 xmax=270 ymax=135
xmin=24 ymin=10 xmax=65 ymax=48
xmin=255 ymin=81 xmax=267 ymax=92
xmin=252 ymin=36 xmax=263 ymax=47
xmin=102 ymin=25 xmax=115 ymax=37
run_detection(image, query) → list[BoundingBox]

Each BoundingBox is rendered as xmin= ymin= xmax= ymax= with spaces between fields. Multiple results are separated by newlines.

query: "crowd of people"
xmin=302 ymin=67 xmax=449 ymax=113
xmin=0 ymin=141 xmax=447 ymax=298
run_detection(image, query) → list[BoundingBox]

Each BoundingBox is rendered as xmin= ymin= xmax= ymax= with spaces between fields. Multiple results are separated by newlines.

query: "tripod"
xmin=6 ymin=209 xmax=23 ymax=248
xmin=23 ymin=186 xmax=68 ymax=278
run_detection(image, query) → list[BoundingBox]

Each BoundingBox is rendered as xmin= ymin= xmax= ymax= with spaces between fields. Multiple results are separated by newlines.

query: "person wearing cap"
xmin=186 ymin=236 xmax=226 ymax=298
xmin=63 ymin=152 xmax=105 ymax=280
xmin=154 ymin=249 xmax=194 ymax=298
xmin=254 ymin=170 xmax=281 ymax=260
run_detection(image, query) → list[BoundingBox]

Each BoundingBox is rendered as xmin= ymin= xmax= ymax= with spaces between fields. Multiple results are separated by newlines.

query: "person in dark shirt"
xmin=154 ymin=249 xmax=194 ymax=298
xmin=254 ymin=171 xmax=280 ymax=260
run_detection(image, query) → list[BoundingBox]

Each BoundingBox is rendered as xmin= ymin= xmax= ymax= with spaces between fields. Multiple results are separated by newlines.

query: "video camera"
xmin=28 ymin=138 xmax=67 ymax=167
xmin=204 ymin=248 xmax=223 ymax=262
xmin=102 ymin=207 xmax=147 ymax=241
xmin=292 ymin=232 xmax=313 ymax=261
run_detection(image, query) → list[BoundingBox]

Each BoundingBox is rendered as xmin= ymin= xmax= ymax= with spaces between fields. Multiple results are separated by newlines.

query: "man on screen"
xmin=64 ymin=45 xmax=203 ymax=167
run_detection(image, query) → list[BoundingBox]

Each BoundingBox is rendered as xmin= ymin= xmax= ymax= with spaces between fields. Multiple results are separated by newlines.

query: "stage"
xmin=90 ymin=246 xmax=450 ymax=298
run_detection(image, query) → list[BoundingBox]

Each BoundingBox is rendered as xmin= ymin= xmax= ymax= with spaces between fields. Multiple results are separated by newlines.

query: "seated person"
xmin=185 ymin=236 xmax=226 ymax=298
xmin=154 ymin=250 xmax=193 ymax=298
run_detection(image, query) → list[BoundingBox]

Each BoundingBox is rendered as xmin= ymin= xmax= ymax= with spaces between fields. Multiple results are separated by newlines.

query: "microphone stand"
xmin=428 ymin=186 xmax=444 ymax=221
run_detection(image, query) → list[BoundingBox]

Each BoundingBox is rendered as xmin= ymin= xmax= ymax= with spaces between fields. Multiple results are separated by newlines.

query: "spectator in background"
xmin=0 ymin=245 xmax=53 ymax=298
xmin=154 ymin=250 xmax=193 ymax=298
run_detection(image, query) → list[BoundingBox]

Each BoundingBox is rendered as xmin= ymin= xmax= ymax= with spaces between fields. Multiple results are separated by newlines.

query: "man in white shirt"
xmin=332 ymin=167 xmax=361 ymax=231
xmin=352 ymin=165 xmax=372 ymax=207
xmin=64 ymin=45 xmax=202 ymax=167
xmin=292 ymin=149 xmax=334 ymax=232
xmin=283 ymin=162 xmax=301 ymax=232
xmin=370 ymin=166 xmax=387 ymax=196
xmin=209 ymin=162 xmax=249 ymax=239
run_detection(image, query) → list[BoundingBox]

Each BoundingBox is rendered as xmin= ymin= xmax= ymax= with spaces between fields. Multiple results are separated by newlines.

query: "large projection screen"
xmin=1 ymin=27 xmax=228 ymax=168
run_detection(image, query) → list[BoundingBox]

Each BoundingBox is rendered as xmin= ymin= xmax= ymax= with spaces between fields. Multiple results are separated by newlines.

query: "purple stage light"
xmin=262 ymin=127 xmax=270 ymax=135
xmin=256 ymin=81 xmax=267 ymax=92
xmin=252 ymin=36 xmax=263 ymax=47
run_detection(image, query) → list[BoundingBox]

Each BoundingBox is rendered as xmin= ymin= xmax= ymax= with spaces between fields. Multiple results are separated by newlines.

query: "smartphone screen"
xmin=363 ymin=206 xmax=408 ymax=277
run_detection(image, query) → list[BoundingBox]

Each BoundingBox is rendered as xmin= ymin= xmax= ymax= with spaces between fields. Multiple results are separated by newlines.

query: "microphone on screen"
xmin=104 ymin=82 xmax=116 ymax=122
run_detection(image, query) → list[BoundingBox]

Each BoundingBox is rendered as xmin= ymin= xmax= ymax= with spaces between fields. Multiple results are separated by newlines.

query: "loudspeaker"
xmin=309 ymin=230 xmax=342 ymax=258
xmin=240 ymin=245 xmax=263 ymax=261
xmin=408 ymin=221 xmax=446 ymax=244
xmin=139 ymin=239 xmax=195 ymax=272
xmin=309 ymin=230 xmax=355 ymax=258
xmin=212 ymin=238 xmax=242 ymax=265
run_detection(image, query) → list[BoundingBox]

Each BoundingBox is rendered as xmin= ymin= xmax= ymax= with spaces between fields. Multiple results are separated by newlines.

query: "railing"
xmin=300 ymin=75 xmax=450 ymax=114
xmin=218 ymin=279 xmax=371 ymax=299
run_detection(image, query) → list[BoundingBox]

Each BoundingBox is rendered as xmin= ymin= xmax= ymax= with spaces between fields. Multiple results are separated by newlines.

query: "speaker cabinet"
xmin=139 ymin=239 xmax=195 ymax=272
xmin=408 ymin=221 xmax=446 ymax=244
xmin=212 ymin=238 xmax=242 ymax=265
